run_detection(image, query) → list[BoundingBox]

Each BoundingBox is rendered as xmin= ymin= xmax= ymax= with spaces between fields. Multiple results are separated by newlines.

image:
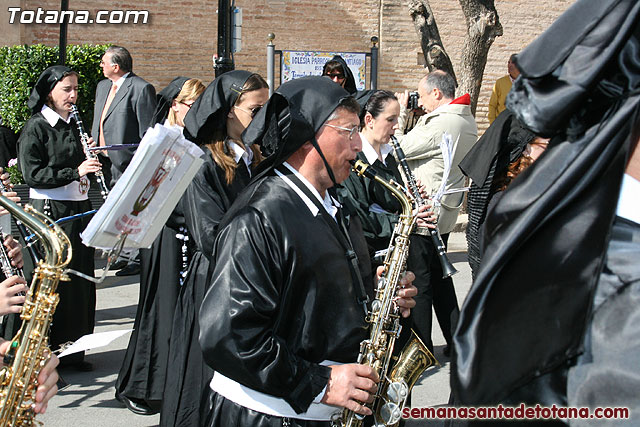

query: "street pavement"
xmin=37 ymin=231 xmax=471 ymax=427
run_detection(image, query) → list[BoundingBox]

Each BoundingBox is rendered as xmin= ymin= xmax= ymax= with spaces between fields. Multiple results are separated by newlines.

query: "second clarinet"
xmin=390 ymin=135 xmax=457 ymax=279
xmin=70 ymin=104 xmax=109 ymax=200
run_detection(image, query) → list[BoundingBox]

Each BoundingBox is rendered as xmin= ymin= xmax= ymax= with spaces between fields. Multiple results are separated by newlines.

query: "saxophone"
xmin=0 ymin=195 xmax=72 ymax=426
xmin=334 ymin=160 xmax=437 ymax=427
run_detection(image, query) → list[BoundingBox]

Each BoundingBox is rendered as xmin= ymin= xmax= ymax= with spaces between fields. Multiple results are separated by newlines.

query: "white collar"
xmin=227 ymin=140 xmax=254 ymax=168
xmin=359 ymin=133 xmax=393 ymax=166
xmin=41 ymin=104 xmax=72 ymax=127
xmin=276 ymin=162 xmax=338 ymax=220
xmin=111 ymin=72 xmax=130 ymax=92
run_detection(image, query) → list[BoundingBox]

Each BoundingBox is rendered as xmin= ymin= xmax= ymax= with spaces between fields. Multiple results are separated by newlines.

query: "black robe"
xmin=114 ymin=208 xmax=186 ymax=408
xmin=160 ymin=150 xmax=251 ymax=427
xmin=199 ymin=172 xmax=371 ymax=425
xmin=338 ymin=150 xmax=401 ymax=258
xmin=451 ymin=0 xmax=640 ymax=408
xmin=17 ymin=112 xmax=95 ymax=362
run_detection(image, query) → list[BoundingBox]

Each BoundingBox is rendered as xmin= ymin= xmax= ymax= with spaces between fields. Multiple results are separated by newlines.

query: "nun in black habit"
xmin=17 ymin=65 xmax=100 ymax=369
xmin=159 ymin=70 xmax=268 ymax=427
xmin=197 ymin=76 xmax=422 ymax=426
xmin=322 ymin=55 xmax=358 ymax=95
xmin=451 ymin=0 xmax=640 ymax=422
xmin=114 ymin=76 xmax=205 ymax=415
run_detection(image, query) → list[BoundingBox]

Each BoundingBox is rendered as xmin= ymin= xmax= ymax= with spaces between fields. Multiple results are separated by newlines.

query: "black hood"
xmin=243 ymin=76 xmax=351 ymax=180
xmin=149 ymin=76 xmax=190 ymax=127
xmin=183 ymin=70 xmax=254 ymax=143
xmin=322 ymin=55 xmax=357 ymax=95
xmin=27 ymin=65 xmax=74 ymax=114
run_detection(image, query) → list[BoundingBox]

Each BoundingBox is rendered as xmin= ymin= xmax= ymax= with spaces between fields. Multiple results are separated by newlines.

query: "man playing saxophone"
xmin=198 ymin=77 xmax=425 ymax=427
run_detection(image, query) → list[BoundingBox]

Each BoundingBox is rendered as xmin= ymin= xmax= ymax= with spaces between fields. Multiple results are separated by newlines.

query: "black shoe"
xmin=115 ymin=263 xmax=141 ymax=277
xmin=109 ymin=259 xmax=128 ymax=270
xmin=115 ymin=392 xmax=158 ymax=416
xmin=443 ymin=345 xmax=451 ymax=358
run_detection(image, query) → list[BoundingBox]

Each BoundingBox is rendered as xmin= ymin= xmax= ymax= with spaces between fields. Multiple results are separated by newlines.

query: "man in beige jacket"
xmin=395 ymin=70 xmax=477 ymax=356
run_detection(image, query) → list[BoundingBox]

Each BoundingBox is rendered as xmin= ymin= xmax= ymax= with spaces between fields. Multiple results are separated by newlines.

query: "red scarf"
xmin=450 ymin=93 xmax=471 ymax=105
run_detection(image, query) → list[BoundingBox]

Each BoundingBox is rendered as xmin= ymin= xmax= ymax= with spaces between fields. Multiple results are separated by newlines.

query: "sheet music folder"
xmin=81 ymin=123 xmax=204 ymax=250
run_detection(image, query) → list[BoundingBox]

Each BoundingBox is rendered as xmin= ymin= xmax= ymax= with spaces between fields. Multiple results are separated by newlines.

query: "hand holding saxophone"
xmin=392 ymin=270 xmax=418 ymax=318
xmin=0 ymin=341 xmax=60 ymax=414
xmin=321 ymin=364 xmax=379 ymax=416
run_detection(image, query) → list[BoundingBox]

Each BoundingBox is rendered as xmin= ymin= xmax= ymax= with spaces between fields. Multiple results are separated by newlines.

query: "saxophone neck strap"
xmin=277 ymin=165 xmax=369 ymax=313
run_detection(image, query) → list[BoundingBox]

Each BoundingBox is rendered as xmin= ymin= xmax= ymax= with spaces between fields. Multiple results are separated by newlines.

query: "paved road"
xmin=36 ymin=232 xmax=471 ymax=426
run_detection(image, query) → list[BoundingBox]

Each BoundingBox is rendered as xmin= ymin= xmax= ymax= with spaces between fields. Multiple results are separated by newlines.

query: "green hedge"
xmin=0 ymin=44 xmax=110 ymax=134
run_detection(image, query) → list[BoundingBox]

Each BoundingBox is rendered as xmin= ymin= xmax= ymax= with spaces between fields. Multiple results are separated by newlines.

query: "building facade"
xmin=1 ymin=0 xmax=573 ymax=132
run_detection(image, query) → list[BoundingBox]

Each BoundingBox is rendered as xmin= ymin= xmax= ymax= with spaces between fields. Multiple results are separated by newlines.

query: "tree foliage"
xmin=0 ymin=44 xmax=110 ymax=134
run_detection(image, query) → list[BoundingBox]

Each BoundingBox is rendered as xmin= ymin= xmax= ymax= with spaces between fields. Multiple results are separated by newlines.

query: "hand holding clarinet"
xmin=390 ymin=135 xmax=459 ymax=278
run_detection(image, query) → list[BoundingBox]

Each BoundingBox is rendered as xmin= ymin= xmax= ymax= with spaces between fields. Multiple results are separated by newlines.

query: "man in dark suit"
xmin=91 ymin=45 xmax=156 ymax=186
xmin=92 ymin=46 xmax=156 ymax=277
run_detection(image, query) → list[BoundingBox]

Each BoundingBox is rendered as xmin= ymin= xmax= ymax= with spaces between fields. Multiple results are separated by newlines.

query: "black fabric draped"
xmin=27 ymin=65 xmax=73 ymax=114
xmin=183 ymin=70 xmax=253 ymax=143
xmin=114 ymin=212 xmax=185 ymax=407
xmin=451 ymin=0 xmax=640 ymax=406
xmin=322 ymin=55 xmax=357 ymax=95
xmin=160 ymin=150 xmax=251 ymax=427
xmin=115 ymin=77 xmax=194 ymax=407
xmin=459 ymin=111 xmax=534 ymax=278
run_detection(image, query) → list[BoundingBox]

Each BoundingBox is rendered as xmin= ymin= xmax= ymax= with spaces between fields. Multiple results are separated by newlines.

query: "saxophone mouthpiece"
xmin=351 ymin=159 xmax=377 ymax=180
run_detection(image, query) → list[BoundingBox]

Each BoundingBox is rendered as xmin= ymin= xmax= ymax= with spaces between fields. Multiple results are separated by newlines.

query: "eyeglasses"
xmin=324 ymin=123 xmax=359 ymax=140
xmin=180 ymin=101 xmax=195 ymax=109
xmin=234 ymin=105 xmax=263 ymax=118
xmin=326 ymin=73 xmax=345 ymax=80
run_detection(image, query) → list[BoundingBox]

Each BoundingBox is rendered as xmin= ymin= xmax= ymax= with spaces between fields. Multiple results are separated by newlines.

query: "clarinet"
xmin=70 ymin=104 xmax=110 ymax=200
xmin=0 ymin=179 xmax=42 ymax=264
xmin=0 ymin=228 xmax=24 ymax=280
xmin=390 ymin=136 xmax=457 ymax=278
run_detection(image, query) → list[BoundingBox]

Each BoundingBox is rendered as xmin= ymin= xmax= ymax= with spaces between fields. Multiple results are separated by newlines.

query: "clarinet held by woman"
xmin=70 ymin=105 xmax=109 ymax=200
xmin=390 ymin=136 xmax=457 ymax=279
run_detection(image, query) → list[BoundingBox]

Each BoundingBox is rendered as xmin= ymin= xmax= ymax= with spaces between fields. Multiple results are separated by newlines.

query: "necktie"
xmin=99 ymin=83 xmax=118 ymax=147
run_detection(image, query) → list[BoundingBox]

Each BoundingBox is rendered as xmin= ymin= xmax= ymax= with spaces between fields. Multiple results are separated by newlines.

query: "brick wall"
xmin=2 ymin=0 xmax=573 ymax=133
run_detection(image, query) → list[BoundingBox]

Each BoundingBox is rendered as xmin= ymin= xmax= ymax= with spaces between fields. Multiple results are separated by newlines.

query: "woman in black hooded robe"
xmin=17 ymin=65 xmax=101 ymax=369
xmin=159 ymin=70 xmax=269 ymax=427
xmin=322 ymin=55 xmax=358 ymax=95
xmin=114 ymin=77 xmax=205 ymax=415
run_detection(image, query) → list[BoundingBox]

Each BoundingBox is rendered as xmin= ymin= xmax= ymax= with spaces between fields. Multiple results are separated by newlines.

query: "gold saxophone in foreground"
xmin=333 ymin=160 xmax=438 ymax=427
xmin=0 ymin=195 xmax=72 ymax=426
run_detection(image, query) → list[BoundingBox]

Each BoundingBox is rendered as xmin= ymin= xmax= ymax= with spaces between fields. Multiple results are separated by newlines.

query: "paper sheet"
xmin=58 ymin=329 xmax=132 ymax=358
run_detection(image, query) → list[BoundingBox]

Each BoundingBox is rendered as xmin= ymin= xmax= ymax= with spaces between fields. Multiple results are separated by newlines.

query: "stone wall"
xmin=1 ymin=0 xmax=574 ymax=133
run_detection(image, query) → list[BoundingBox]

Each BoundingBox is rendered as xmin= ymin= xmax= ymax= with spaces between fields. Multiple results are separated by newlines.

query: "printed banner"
xmin=281 ymin=51 xmax=367 ymax=90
